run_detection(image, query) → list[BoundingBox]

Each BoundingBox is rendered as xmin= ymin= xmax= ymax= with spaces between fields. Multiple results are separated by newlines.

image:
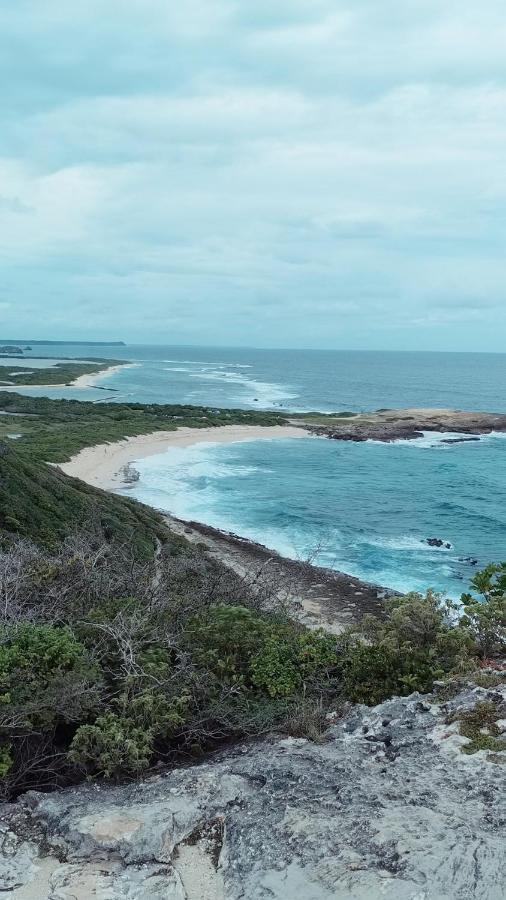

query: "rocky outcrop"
xmin=306 ymin=407 xmax=506 ymax=443
xmin=1 ymin=683 xmax=505 ymax=899
xmin=424 ymin=537 xmax=452 ymax=549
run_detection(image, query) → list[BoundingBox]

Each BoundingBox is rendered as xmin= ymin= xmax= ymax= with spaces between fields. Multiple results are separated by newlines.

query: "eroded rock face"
xmin=1 ymin=685 xmax=505 ymax=900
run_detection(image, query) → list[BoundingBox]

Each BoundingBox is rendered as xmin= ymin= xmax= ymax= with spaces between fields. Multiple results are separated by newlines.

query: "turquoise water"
xmin=124 ymin=432 xmax=506 ymax=597
xmin=9 ymin=344 xmax=506 ymax=595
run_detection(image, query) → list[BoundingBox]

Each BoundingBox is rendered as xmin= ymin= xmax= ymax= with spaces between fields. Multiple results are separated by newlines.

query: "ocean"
xmin=10 ymin=344 xmax=506 ymax=596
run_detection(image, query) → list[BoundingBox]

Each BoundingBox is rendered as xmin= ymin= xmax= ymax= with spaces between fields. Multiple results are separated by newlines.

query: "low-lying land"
xmin=0 ymin=393 xmax=287 ymax=550
xmin=298 ymin=406 xmax=506 ymax=442
xmin=0 ymin=391 xmax=288 ymax=464
xmin=0 ymin=359 xmax=123 ymax=388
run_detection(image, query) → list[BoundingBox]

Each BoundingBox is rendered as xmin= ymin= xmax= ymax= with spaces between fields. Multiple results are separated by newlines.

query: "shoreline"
xmin=58 ymin=424 xmax=311 ymax=490
xmin=57 ymin=423 xmax=391 ymax=628
xmin=69 ymin=362 xmax=139 ymax=389
xmin=165 ymin=515 xmax=392 ymax=632
xmin=0 ymin=361 xmax=137 ymax=392
xmin=304 ymin=406 xmax=506 ymax=443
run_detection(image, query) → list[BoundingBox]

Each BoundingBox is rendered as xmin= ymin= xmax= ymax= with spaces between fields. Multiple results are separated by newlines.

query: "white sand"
xmin=0 ymin=362 xmax=139 ymax=391
xmin=71 ymin=362 xmax=140 ymax=389
xmin=58 ymin=425 xmax=310 ymax=490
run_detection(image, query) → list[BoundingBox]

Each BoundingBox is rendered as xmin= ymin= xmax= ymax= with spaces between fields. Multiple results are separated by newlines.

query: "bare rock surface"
xmin=1 ymin=685 xmax=505 ymax=899
xmin=303 ymin=407 xmax=506 ymax=443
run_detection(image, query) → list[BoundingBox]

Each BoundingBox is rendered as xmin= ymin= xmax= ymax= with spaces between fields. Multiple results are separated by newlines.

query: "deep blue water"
xmin=7 ymin=344 xmax=506 ymax=595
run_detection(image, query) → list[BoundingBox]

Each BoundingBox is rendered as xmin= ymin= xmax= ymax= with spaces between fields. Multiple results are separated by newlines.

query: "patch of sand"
xmin=70 ymin=362 xmax=140 ymax=389
xmin=58 ymin=425 xmax=310 ymax=490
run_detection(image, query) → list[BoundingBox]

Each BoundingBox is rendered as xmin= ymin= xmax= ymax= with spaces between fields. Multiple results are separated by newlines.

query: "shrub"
xmin=69 ymin=713 xmax=154 ymax=778
xmin=250 ymin=629 xmax=340 ymax=698
xmin=340 ymin=643 xmax=445 ymax=705
xmin=0 ymin=624 xmax=99 ymax=725
xmin=185 ymin=606 xmax=340 ymax=699
xmin=0 ymin=744 xmax=12 ymax=777
xmin=340 ymin=591 xmax=472 ymax=705
xmin=460 ymin=564 xmax=506 ymax=658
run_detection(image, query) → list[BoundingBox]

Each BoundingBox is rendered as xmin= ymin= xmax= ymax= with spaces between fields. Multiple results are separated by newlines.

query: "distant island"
xmin=0 ymin=346 xmax=24 ymax=355
xmin=0 ymin=339 xmax=126 ymax=346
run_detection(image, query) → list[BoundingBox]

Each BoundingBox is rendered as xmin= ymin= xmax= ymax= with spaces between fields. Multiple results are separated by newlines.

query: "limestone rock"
xmin=1 ymin=685 xmax=505 ymax=899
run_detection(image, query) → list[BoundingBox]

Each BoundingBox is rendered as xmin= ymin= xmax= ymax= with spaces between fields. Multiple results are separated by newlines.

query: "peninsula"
xmin=300 ymin=406 xmax=506 ymax=442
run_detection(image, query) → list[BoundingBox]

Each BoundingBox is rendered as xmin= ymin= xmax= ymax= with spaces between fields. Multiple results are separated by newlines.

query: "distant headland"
xmin=0 ymin=339 xmax=126 ymax=346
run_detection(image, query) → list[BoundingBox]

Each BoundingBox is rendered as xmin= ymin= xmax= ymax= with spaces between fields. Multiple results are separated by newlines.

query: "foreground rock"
xmin=1 ymin=684 xmax=505 ymax=899
xmin=304 ymin=407 xmax=506 ymax=443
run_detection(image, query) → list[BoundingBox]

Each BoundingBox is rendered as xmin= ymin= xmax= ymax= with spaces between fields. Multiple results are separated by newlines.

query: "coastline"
xmin=165 ymin=515 xmax=391 ymax=633
xmin=0 ymin=361 xmax=138 ymax=392
xmin=58 ymin=424 xmax=311 ymax=490
xmin=57 ymin=423 xmax=391 ymax=629
xmin=70 ymin=361 xmax=140 ymax=389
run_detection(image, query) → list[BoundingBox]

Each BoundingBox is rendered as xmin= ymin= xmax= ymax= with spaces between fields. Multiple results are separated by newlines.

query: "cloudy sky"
xmin=1 ymin=1 xmax=505 ymax=350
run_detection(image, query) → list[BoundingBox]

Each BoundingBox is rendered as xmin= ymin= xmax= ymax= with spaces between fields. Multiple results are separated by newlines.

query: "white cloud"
xmin=1 ymin=1 xmax=506 ymax=348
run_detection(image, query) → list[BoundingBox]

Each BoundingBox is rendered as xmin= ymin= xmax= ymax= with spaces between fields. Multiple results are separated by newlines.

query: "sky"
xmin=1 ymin=1 xmax=506 ymax=350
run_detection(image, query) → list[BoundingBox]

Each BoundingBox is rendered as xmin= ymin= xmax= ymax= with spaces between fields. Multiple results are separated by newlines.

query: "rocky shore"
xmin=303 ymin=407 xmax=506 ymax=443
xmin=2 ymin=682 xmax=504 ymax=899
xmin=165 ymin=515 xmax=392 ymax=633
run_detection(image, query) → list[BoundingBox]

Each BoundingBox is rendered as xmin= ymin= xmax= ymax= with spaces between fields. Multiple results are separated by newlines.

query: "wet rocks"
xmin=425 ymin=537 xmax=452 ymax=549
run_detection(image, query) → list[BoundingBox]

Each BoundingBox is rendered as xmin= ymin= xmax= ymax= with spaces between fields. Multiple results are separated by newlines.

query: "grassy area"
xmin=0 ymin=359 xmax=121 ymax=387
xmin=0 ymin=391 xmax=288 ymax=463
xmin=0 ymin=391 xmax=288 ymax=548
xmin=0 ymin=440 xmax=171 ymax=552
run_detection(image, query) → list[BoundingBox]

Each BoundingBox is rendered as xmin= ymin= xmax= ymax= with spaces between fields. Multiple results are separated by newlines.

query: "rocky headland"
xmin=1 ymin=681 xmax=504 ymax=900
xmin=302 ymin=407 xmax=506 ymax=443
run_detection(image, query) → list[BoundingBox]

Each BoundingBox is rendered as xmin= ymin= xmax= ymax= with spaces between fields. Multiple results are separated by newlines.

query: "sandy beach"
xmin=70 ymin=362 xmax=140 ymax=389
xmin=58 ymin=424 xmax=310 ymax=490
xmin=0 ymin=361 xmax=140 ymax=392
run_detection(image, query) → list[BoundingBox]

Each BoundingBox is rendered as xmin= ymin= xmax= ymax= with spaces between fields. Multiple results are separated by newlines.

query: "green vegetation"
xmin=0 ymin=440 xmax=169 ymax=552
xmin=460 ymin=563 xmax=506 ymax=658
xmin=0 ymin=390 xmax=504 ymax=795
xmin=341 ymin=591 xmax=473 ymax=704
xmin=0 ymin=391 xmax=287 ymax=463
xmin=0 ymin=359 xmax=119 ymax=387
xmin=449 ymin=701 xmax=506 ymax=755
xmin=0 ymin=391 xmax=286 ymax=548
xmin=0 ymin=519 xmax=504 ymax=796
xmin=0 ymin=530 xmax=344 ymax=793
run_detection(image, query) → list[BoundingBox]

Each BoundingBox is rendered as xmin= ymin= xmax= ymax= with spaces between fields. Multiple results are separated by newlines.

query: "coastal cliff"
xmin=1 ymin=682 xmax=504 ymax=900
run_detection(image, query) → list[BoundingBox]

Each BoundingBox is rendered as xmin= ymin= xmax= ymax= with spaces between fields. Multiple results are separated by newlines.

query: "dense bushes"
xmin=0 ymin=530 xmax=504 ymax=797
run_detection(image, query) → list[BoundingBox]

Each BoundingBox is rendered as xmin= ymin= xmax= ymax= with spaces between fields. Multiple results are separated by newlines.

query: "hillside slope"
xmin=0 ymin=441 xmax=168 ymax=553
